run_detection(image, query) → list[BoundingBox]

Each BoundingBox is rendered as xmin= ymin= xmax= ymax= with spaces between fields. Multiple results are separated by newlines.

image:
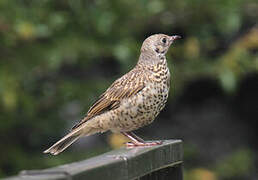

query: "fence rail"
xmin=5 ymin=140 xmax=183 ymax=180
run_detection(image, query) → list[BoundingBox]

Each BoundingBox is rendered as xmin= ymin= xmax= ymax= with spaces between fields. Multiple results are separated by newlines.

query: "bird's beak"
xmin=169 ymin=35 xmax=181 ymax=42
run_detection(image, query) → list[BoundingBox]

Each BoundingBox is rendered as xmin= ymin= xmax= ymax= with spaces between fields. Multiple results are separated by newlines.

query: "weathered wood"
xmin=139 ymin=164 xmax=183 ymax=180
xmin=4 ymin=140 xmax=183 ymax=180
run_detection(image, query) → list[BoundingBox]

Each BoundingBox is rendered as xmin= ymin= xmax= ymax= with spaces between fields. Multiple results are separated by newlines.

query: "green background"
xmin=0 ymin=0 xmax=257 ymax=179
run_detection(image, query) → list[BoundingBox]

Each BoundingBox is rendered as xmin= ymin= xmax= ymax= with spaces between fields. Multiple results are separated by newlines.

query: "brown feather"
xmin=72 ymin=69 xmax=145 ymax=130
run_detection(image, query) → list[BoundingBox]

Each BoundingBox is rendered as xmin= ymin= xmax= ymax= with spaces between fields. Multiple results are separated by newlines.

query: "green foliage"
xmin=0 ymin=0 xmax=257 ymax=178
xmin=215 ymin=149 xmax=254 ymax=179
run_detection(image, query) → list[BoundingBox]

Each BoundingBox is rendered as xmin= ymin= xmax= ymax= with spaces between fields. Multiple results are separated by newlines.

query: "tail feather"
xmin=43 ymin=131 xmax=82 ymax=155
xmin=44 ymin=118 xmax=106 ymax=155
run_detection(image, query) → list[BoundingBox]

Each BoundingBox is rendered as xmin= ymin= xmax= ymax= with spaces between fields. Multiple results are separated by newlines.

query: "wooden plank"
xmin=139 ymin=164 xmax=183 ymax=180
xmin=4 ymin=140 xmax=183 ymax=180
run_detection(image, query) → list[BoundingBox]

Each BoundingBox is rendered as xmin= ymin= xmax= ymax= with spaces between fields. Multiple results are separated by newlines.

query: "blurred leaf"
xmin=184 ymin=37 xmax=200 ymax=59
xmin=219 ymin=69 xmax=237 ymax=93
xmin=108 ymin=133 xmax=130 ymax=149
xmin=185 ymin=168 xmax=217 ymax=180
xmin=15 ymin=21 xmax=36 ymax=40
xmin=215 ymin=149 xmax=254 ymax=179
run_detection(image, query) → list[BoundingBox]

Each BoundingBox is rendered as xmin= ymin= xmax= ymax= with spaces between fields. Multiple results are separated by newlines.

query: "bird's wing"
xmin=71 ymin=70 xmax=145 ymax=130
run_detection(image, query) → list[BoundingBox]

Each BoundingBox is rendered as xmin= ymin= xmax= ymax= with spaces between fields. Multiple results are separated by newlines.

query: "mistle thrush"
xmin=44 ymin=34 xmax=181 ymax=155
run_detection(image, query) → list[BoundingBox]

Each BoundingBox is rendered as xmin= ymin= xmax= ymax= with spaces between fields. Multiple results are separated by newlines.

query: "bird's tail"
xmin=43 ymin=119 xmax=104 ymax=155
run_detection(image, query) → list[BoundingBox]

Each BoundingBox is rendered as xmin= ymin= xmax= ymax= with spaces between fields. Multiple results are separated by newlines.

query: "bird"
xmin=44 ymin=34 xmax=181 ymax=155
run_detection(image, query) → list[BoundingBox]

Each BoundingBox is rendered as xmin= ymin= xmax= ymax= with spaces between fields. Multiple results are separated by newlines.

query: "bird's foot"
xmin=126 ymin=140 xmax=163 ymax=147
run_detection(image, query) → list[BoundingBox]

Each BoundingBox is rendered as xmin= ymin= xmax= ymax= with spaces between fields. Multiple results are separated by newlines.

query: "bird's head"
xmin=141 ymin=34 xmax=181 ymax=55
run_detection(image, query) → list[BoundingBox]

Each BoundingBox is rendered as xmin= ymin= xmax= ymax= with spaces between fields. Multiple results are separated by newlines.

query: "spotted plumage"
xmin=44 ymin=34 xmax=181 ymax=155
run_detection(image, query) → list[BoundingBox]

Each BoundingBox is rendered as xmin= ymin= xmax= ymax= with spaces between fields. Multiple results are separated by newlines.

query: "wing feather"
xmin=71 ymin=71 xmax=145 ymax=130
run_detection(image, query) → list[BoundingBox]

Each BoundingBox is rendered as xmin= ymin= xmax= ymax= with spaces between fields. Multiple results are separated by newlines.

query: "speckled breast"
xmin=112 ymin=65 xmax=170 ymax=132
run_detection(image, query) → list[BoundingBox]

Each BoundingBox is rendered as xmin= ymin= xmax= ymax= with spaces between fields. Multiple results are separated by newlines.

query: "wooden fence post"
xmin=4 ymin=140 xmax=183 ymax=180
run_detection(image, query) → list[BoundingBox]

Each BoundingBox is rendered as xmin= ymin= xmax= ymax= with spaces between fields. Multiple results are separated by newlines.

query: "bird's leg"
xmin=123 ymin=132 xmax=144 ymax=142
xmin=121 ymin=132 xmax=163 ymax=147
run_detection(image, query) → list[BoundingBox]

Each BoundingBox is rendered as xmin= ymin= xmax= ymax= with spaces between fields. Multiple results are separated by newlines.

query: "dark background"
xmin=0 ymin=0 xmax=258 ymax=179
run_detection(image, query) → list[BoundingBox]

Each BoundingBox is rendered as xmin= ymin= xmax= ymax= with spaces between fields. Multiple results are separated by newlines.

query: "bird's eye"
xmin=162 ymin=37 xmax=167 ymax=44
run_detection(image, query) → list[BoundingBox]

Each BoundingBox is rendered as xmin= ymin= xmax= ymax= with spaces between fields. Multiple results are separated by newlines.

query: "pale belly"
xmin=108 ymin=81 xmax=170 ymax=132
